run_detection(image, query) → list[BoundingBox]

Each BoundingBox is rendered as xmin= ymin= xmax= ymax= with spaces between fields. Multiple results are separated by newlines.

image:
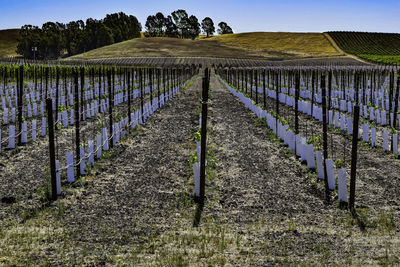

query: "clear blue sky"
xmin=1 ymin=0 xmax=399 ymax=33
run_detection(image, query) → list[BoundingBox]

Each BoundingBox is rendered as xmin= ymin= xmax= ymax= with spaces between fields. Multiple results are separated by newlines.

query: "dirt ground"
xmin=0 ymin=72 xmax=399 ymax=266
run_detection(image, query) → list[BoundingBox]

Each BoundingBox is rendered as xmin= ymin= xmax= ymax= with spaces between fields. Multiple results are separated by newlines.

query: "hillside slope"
xmin=69 ymin=32 xmax=343 ymax=60
xmin=327 ymin=31 xmax=400 ymax=65
xmin=0 ymin=29 xmax=20 ymax=57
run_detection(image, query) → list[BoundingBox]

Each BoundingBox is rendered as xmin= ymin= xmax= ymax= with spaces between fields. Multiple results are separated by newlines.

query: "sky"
xmin=1 ymin=0 xmax=399 ymax=33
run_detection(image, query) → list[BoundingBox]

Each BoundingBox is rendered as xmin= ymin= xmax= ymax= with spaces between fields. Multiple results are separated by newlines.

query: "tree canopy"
xmin=201 ymin=17 xmax=215 ymax=38
xmin=17 ymin=12 xmax=142 ymax=59
xmin=145 ymin=10 xmax=232 ymax=40
xmin=218 ymin=22 xmax=234 ymax=35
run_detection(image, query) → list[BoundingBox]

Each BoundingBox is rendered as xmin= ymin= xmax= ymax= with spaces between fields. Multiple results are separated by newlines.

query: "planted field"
xmin=1 ymin=60 xmax=400 ymax=265
xmin=327 ymin=31 xmax=400 ymax=65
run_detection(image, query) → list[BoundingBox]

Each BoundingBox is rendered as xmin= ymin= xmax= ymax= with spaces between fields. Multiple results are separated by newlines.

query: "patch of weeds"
xmin=102 ymin=150 xmax=115 ymax=159
xmin=287 ymin=219 xmax=297 ymax=231
xmin=37 ymin=166 xmax=52 ymax=203
xmin=344 ymin=208 xmax=396 ymax=233
xmin=254 ymin=118 xmax=267 ymax=128
xmin=175 ymin=192 xmax=195 ymax=209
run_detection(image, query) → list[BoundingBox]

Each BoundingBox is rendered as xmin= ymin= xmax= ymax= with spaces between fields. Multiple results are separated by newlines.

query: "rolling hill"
xmin=0 ymin=29 xmax=20 ymax=57
xmin=68 ymin=32 xmax=344 ymax=60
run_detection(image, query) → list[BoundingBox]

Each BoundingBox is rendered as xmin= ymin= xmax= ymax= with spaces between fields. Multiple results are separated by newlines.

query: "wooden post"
xmin=128 ymin=70 xmax=131 ymax=129
xmin=150 ymin=68 xmax=153 ymax=106
xmin=250 ymin=70 xmax=253 ymax=99
xmin=275 ymin=71 xmax=279 ymax=134
xmin=389 ymin=71 xmax=394 ymax=126
xmin=321 ymin=75 xmax=330 ymax=200
xmin=80 ymin=67 xmax=85 ymax=122
xmin=255 ymin=70 xmax=258 ymax=104
xmin=263 ymin=69 xmax=266 ymax=109
xmin=199 ymin=68 xmax=210 ymax=202
xmin=311 ymin=70 xmax=315 ymax=117
xmin=55 ymin=67 xmax=59 ymax=130
xmin=45 ymin=67 xmax=49 ymax=98
xmin=108 ymin=69 xmax=113 ymax=148
xmin=46 ymin=98 xmax=57 ymax=200
xmin=157 ymin=69 xmax=161 ymax=108
xmin=140 ymin=69 xmax=144 ymax=122
xmin=74 ymin=69 xmax=80 ymax=179
xmin=349 ymin=105 xmax=360 ymax=211
xmin=393 ymin=71 xmax=399 ymax=129
xmin=18 ymin=65 xmax=23 ymax=145
xmin=295 ymin=71 xmax=300 ymax=134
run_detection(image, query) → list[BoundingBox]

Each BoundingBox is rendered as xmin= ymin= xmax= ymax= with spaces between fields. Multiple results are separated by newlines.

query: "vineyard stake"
xmin=295 ymin=72 xmax=299 ymax=135
xmin=321 ymin=75 xmax=330 ymax=201
xmin=263 ymin=69 xmax=266 ymax=109
xmin=17 ymin=65 xmax=23 ymax=146
xmin=199 ymin=68 xmax=210 ymax=202
xmin=74 ymin=68 xmax=80 ymax=179
xmin=55 ymin=67 xmax=59 ymax=130
xmin=140 ymin=69 xmax=144 ymax=122
xmin=46 ymin=98 xmax=57 ymax=200
xmin=349 ymin=105 xmax=360 ymax=211
xmin=80 ymin=67 xmax=85 ymax=122
xmin=275 ymin=71 xmax=279 ymax=134
xmin=108 ymin=69 xmax=113 ymax=148
xmin=128 ymin=70 xmax=131 ymax=132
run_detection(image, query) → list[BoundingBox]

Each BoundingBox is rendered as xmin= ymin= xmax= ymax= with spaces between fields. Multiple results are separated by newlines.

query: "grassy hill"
xmin=69 ymin=32 xmax=343 ymax=60
xmin=0 ymin=29 xmax=20 ymax=57
xmin=207 ymin=32 xmax=342 ymax=58
xmin=327 ymin=31 xmax=400 ymax=65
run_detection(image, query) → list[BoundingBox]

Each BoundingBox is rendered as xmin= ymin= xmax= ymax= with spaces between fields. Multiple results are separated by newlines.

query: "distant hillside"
xmin=69 ymin=32 xmax=343 ymax=60
xmin=0 ymin=29 xmax=20 ymax=57
xmin=207 ymin=32 xmax=343 ymax=58
xmin=327 ymin=31 xmax=400 ymax=65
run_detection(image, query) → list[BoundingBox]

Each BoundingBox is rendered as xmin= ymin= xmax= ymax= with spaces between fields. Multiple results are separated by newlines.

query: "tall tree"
xmin=217 ymin=22 xmax=233 ymax=35
xmin=164 ymin=15 xmax=178 ymax=37
xmin=201 ymin=17 xmax=215 ymax=37
xmin=65 ymin=20 xmax=87 ymax=56
xmin=171 ymin=9 xmax=190 ymax=38
xmin=188 ymin=15 xmax=200 ymax=40
xmin=16 ymin=25 xmax=43 ymax=59
xmin=145 ymin=15 xmax=158 ymax=37
xmin=145 ymin=12 xmax=165 ymax=37
xmin=96 ymin=24 xmax=114 ymax=47
xmin=41 ymin=22 xmax=65 ymax=59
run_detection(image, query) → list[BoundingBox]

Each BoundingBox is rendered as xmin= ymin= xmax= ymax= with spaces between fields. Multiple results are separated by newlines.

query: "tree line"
xmin=145 ymin=9 xmax=233 ymax=39
xmin=17 ymin=12 xmax=142 ymax=60
xmin=16 ymin=10 xmax=234 ymax=60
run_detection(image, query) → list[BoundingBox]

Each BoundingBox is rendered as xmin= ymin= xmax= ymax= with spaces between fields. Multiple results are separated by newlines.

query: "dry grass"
xmin=0 ymin=29 xmax=20 ymax=57
xmin=208 ymin=32 xmax=343 ymax=58
xmin=69 ymin=32 xmax=343 ymax=60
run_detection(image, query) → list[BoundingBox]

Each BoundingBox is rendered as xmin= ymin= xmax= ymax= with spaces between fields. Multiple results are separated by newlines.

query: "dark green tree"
xmin=164 ymin=15 xmax=178 ymax=37
xmin=172 ymin=9 xmax=190 ymax=38
xmin=65 ymin=20 xmax=87 ymax=56
xmin=188 ymin=15 xmax=200 ymax=40
xmin=41 ymin=22 xmax=65 ymax=59
xmin=201 ymin=17 xmax=215 ymax=37
xmin=16 ymin=25 xmax=42 ymax=59
xmin=96 ymin=23 xmax=114 ymax=47
xmin=217 ymin=22 xmax=233 ymax=35
xmin=145 ymin=15 xmax=157 ymax=37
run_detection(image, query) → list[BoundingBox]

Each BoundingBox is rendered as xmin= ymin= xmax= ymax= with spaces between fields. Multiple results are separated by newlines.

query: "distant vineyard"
xmin=327 ymin=31 xmax=400 ymax=65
